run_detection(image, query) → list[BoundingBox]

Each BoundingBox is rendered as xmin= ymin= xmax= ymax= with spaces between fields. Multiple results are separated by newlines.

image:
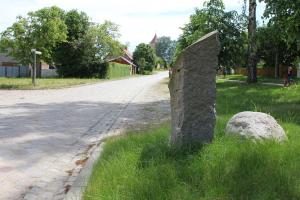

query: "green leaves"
xmin=177 ymin=0 xmax=247 ymax=68
xmin=262 ymin=0 xmax=300 ymax=48
xmin=0 ymin=6 xmax=67 ymax=65
xmin=155 ymin=36 xmax=176 ymax=65
xmin=0 ymin=7 xmax=124 ymax=78
xmin=133 ymin=44 xmax=156 ymax=73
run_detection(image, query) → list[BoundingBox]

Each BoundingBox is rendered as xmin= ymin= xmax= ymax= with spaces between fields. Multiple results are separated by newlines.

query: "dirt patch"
xmin=75 ymin=157 xmax=89 ymax=166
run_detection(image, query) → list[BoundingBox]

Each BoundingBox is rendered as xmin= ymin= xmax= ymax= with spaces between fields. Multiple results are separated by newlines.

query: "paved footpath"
xmin=0 ymin=72 xmax=170 ymax=200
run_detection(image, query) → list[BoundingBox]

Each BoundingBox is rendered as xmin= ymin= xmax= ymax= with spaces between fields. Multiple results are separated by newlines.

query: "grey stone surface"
xmin=226 ymin=111 xmax=287 ymax=142
xmin=64 ymin=143 xmax=104 ymax=200
xmin=169 ymin=31 xmax=220 ymax=147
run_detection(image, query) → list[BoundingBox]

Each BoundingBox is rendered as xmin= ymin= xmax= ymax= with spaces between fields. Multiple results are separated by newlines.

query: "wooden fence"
xmin=235 ymin=66 xmax=298 ymax=78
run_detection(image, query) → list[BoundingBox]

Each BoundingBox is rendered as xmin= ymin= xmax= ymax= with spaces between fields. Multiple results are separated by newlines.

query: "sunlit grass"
xmin=84 ymin=81 xmax=300 ymax=200
xmin=0 ymin=77 xmax=103 ymax=89
xmin=224 ymin=74 xmax=300 ymax=84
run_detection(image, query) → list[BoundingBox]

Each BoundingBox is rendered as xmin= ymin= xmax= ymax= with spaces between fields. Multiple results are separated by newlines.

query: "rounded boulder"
xmin=225 ymin=111 xmax=287 ymax=142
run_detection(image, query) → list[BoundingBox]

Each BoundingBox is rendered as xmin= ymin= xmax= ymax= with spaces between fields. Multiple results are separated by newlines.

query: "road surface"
xmin=0 ymin=72 xmax=170 ymax=200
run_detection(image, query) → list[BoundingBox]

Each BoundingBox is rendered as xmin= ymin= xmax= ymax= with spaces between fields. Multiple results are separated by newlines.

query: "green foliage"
xmin=156 ymin=56 xmax=168 ymax=69
xmin=0 ymin=6 xmax=67 ymax=65
xmin=256 ymin=24 xmax=299 ymax=67
xmin=0 ymin=7 xmax=124 ymax=78
xmin=54 ymin=17 xmax=123 ymax=78
xmin=53 ymin=10 xmax=90 ymax=77
xmin=155 ymin=36 xmax=176 ymax=65
xmin=133 ymin=43 xmax=156 ymax=73
xmin=177 ymin=0 xmax=247 ymax=68
xmin=107 ymin=63 xmax=131 ymax=79
xmin=256 ymin=0 xmax=300 ymax=69
xmin=261 ymin=0 xmax=300 ymax=49
xmin=83 ymin=21 xmax=123 ymax=63
xmin=84 ymin=81 xmax=300 ymax=200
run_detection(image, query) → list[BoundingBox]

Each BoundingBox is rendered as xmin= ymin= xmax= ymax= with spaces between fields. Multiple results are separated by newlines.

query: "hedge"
xmin=106 ymin=62 xmax=131 ymax=79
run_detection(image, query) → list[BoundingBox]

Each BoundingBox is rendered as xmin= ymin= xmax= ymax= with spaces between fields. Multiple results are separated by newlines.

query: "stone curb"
xmin=63 ymin=142 xmax=105 ymax=200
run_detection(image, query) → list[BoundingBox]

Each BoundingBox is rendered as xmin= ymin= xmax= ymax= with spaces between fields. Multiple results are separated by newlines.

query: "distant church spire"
xmin=150 ymin=33 xmax=158 ymax=48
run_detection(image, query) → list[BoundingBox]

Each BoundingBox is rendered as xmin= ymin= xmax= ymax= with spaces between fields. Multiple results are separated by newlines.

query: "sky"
xmin=0 ymin=0 xmax=266 ymax=52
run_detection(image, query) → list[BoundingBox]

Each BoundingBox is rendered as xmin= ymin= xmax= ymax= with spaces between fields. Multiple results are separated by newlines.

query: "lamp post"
xmin=31 ymin=49 xmax=42 ymax=86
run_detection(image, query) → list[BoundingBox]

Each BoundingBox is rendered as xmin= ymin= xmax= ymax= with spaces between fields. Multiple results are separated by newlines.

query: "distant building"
xmin=0 ymin=53 xmax=30 ymax=77
xmin=0 ymin=53 xmax=19 ymax=66
xmin=107 ymin=48 xmax=137 ymax=74
xmin=150 ymin=34 xmax=158 ymax=49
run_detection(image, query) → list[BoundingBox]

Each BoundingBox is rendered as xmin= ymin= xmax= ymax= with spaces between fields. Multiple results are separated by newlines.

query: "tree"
xmin=256 ymin=24 xmax=299 ymax=78
xmin=56 ymin=20 xmax=123 ymax=77
xmin=133 ymin=43 xmax=156 ymax=73
xmin=53 ymin=10 xmax=90 ymax=77
xmin=155 ymin=36 xmax=176 ymax=65
xmin=156 ymin=56 xmax=168 ymax=69
xmin=259 ymin=0 xmax=300 ymax=74
xmin=261 ymin=0 xmax=300 ymax=49
xmin=177 ymin=0 xmax=247 ymax=69
xmin=0 ymin=6 xmax=67 ymax=65
xmin=247 ymin=0 xmax=258 ymax=83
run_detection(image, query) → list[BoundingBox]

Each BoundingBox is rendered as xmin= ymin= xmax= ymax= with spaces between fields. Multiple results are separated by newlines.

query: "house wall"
xmin=41 ymin=69 xmax=58 ymax=77
xmin=0 ymin=66 xmax=30 ymax=77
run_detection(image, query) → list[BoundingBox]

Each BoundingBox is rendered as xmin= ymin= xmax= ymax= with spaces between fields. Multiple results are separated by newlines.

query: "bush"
xmin=56 ymin=62 xmax=108 ymax=78
xmin=133 ymin=43 xmax=156 ymax=73
xmin=106 ymin=63 xmax=131 ymax=79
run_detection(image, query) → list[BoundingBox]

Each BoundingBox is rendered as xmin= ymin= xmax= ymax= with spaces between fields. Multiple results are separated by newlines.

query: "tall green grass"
xmin=84 ymin=82 xmax=300 ymax=200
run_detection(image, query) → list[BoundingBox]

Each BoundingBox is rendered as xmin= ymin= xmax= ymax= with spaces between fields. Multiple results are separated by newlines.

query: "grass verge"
xmin=84 ymin=81 xmax=300 ymax=200
xmin=223 ymin=74 xmax=299 ymax=84
xmin=0 ymin=75 xmax=138 ymax=90
xmin=0 ymin=78 xmax=103 ymax=89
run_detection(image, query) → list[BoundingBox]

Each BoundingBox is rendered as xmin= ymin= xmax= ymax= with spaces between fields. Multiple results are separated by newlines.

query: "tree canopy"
xmin=262 ymin=0 xmax=300 ymax=49
xmin=0 ymin=6 xmax=67 ymax=65
xmin=133 ymin=43 xmax=156 ymax=73
xmin=0 ymin=7 xmax=124 ymax=78
xmin=177 ymin=0 xmax=247 ymax=68
xmin=155 ymin=36 xmax=176 ymax=65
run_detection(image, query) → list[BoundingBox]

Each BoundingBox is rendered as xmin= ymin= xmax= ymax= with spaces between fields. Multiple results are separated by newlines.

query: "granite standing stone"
xmin=169 ymin=31 xmax=220 ymax=147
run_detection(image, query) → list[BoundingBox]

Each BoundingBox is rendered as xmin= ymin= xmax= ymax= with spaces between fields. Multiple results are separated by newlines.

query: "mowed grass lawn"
xmin=84 ymin=81 xmax=300 ymax=200
xmin=224 ymin=74 xmax=300 ymax=84
xmin=0 ymin=77 xmax=104 ymax=89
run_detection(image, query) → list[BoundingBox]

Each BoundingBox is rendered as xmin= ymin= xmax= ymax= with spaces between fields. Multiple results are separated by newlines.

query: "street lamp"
xmin=31 ymin=49 xmax=42 ymax=86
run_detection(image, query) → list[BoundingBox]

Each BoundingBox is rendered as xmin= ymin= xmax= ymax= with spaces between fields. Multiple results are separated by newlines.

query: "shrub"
xmin=133 ymin=43 xmax=156 ymax=73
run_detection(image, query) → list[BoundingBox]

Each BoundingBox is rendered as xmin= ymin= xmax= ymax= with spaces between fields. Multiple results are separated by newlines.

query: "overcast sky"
xmin=0 ymin=0 xmax=266 ymax=52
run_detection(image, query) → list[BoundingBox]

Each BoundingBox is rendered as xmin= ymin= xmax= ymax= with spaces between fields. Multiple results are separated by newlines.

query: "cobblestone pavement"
xmin=0 ymin=72 xmax=170 ymax=200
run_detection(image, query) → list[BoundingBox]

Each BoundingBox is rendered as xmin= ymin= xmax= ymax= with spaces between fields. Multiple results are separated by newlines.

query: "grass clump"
xmin=84 ymin=81 xmax=300 ymax=200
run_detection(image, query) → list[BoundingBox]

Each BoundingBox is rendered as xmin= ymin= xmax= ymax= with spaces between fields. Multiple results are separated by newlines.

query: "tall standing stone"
xmin=169 ymin=31 xmax=220 ymax=147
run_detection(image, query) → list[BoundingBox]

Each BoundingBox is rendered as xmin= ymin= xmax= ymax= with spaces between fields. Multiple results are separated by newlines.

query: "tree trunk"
xmin=275 ymin=49 xmax=279 ymax=78
xmin=247 ymin=0 xmax=257 ymax=83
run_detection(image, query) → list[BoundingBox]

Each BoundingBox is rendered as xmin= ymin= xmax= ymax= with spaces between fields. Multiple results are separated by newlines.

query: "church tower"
xmin=149 ymin=34 xmax=158 ymax=49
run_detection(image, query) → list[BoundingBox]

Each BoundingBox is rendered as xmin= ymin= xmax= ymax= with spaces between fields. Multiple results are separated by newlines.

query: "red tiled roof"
xmin=107 ymin=56 xmax=136 ymax=66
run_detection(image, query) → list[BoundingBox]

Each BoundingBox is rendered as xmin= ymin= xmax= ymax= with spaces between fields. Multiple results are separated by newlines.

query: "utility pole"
xmin=31 ymin=49 xmax=42 ymax=86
